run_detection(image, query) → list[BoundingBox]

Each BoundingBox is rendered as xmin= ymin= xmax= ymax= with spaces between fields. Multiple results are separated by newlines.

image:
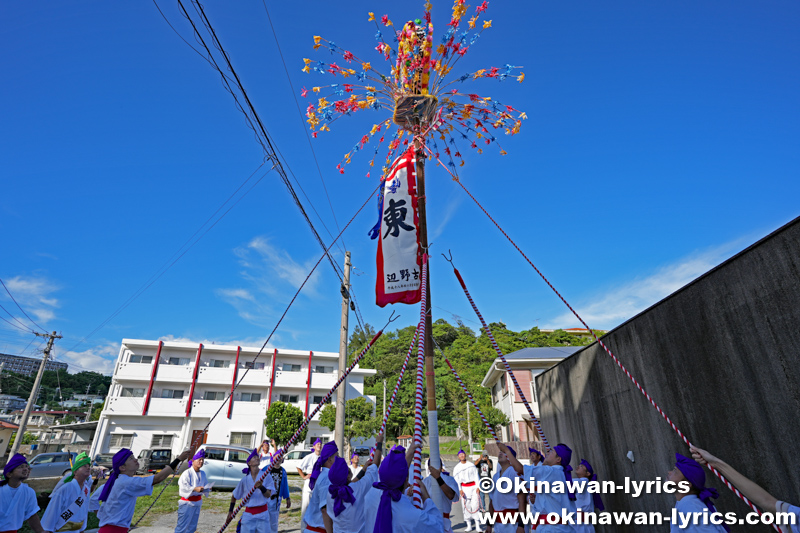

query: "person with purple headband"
xmin=299 ymin=439 xmax=323 ymax=523
xmin=690 ymin=445 xmax=798 ymax=533
xmin=174 ymin=449 xmax=210 ymax=533
xmin=453 ymin=449 xmax=482 ymax=531
xmin=485 ymin=445 xmax=525 ymax=533
xmin=498 ymin=442 xmax=577 ymax=532
xmin=349 ymin=452 xmax=363 ymax=479
xmin=0 ymin=453 xmax=44 ymax=533
xmin=363 ymin=443 xmax=442 ymax=533
xmin=573 ymin=459 xmax=604 ymax=533
xmin=422 ymin=457 xmax=459 ymax=533
xmin=323 ymin=433 xmax=383 ymax=533
xmin=526 ymin=448 xmax=545 ymax=533
xmin=229 ymin=448 xmax=275 ymax=533
xmin=90 ymin=448 xmax=191 ymax=533
xmin=303 ymin=441 xmax=338 ymax=533
xmin=667 ymin=453 xmax=728 ymax=532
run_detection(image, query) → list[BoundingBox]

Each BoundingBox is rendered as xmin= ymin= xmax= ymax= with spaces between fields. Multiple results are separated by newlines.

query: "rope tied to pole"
xmin=411 ymin=256 xmax=429 ymax=508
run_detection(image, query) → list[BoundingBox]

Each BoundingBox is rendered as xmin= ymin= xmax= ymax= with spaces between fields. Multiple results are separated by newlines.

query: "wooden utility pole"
xmin=334 ymin=252 xmax=351 ymax=454
xmin=10 ymin=331 xmax=61 ymax=456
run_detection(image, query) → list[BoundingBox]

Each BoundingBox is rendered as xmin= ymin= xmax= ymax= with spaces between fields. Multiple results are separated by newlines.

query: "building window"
xmin=279 ymin=394 xmax=299 ymax=404
xmin=121 ymin=387 xmax=145 ymax=398
xmin=210 ymin=360 xmax=230 ymax=368
xmin=230 ymin=432 xmax=254 ymax=448
xmin=203 ymin=391 xmax=226 ymax=401
xmin=244 ymin=362 xmax=265 ymax=370
xmin=312 ymin=395 xmax=327 ymax=405
xmin=240 ymin=393 xmax=261 ymax=402
xmin=129 ymin=355 xmax=153 ymax=364
xmin=167 ymin=357 xmax=191 ymax=366
xmin=151 ymin=434 xmax=174 ymax=447
xmin=500 ymin=373 xmax=507 ymax=393
xmin=109 ymin=434 xmax=133 ymax=448
xmin=313 ymin=365 xmax=334 ymax=374
xmin=161 ymin=389 xmax=184 ymax=399
xmin=282 ymin=363 xmax=301 ymax=372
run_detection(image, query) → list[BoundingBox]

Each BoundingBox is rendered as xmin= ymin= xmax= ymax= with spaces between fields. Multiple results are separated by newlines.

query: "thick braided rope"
xmin=371 ymin=327 xmax=421 ymax=461
xmin=441 ymin=352 xmax=498 ymax=440
xmin=411 ymin=257 xmax=429 ymax=508
xmin=451 ymin=267 xmax=550 ymax=450
xmin=454 ymin=178 xmax=776 ymax=528
xmin=215 ymin=329 xmax=384 ymax=533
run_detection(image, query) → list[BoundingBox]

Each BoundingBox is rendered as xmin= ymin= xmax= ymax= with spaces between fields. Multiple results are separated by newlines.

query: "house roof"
xmin=0 ymin=420 xmax=19 ymax=430
xmin=10 ymin=410 xmax=86 ymax=416
xmin=480 ymin=346 xmax=584 ymax=387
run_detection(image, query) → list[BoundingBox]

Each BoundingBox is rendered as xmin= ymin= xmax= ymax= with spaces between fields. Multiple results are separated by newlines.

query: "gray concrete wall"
xmin=536 ymin=216 xmax=800 ymax=532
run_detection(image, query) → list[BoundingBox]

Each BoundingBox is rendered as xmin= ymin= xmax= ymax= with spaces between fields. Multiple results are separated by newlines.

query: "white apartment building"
xmin=90 ymin=339 xmax=376 ymax=459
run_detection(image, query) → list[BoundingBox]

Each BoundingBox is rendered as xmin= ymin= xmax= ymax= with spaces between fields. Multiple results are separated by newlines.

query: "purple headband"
xmin=98 ymin=449 xmax=133 ymax=502
xmin=579 ymin=459 xmax=604 ymax=511
xmin=458 ymin=449 xmax=466 ymax=456
xmin=309 ymin=441 xmax=338 ymax=490
xmin=327 ymin=457 xmax=355 ymax=517
xmin=372 ymin=447 xmax=408 ymax=533
xmin=503 ymin=445 xmax=516 ymax=458
xmin=313 ymin=438 xmax=322 ymax=446
xmin=351 ymin=453 xmax=359 ymax=460
xmin=190 ymin=449 xmax=205 ymax=465
xmin=529 ymin=447 xmax=544 ymax=463
xmin=675 ymin=453 xmax=727 ymax=530
xmin=553 ymin=444 xmax=576 ymax=501
xmin=242 ymin=448 xmax=259 ymax=473
xmin=1 ymin=453 xmax=28 ymax=486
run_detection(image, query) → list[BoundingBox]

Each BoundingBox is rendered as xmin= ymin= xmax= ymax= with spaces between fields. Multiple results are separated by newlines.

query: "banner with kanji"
xmin=375 ymin=148 xmax=422 ymax=307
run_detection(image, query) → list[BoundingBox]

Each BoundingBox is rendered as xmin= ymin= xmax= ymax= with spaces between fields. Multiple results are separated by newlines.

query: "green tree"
xmin=90 ymin=400 xmax=106 ymax=421
xmin=264 ymin=401 xmax=308 ymax=447
xmin=8 ymin=431 xmax=38 ymax=448
xmin=319 ymin=397 xmax=377 ymax=451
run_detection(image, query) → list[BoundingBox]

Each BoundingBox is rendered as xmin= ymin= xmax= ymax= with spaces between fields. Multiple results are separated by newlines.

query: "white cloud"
xmin=56 ymin=343 xmax=118 ymax=375
xmin=544 ymin=242 xmax=743 ymax=331
xmin=2 ymin=275 xmax=60 ymax=326
xmin=431 ymin=196 xmax=462 ymax=241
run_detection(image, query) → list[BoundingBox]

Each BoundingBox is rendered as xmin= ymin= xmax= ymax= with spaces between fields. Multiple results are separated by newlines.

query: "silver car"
xmin=197 ymin=444 xmax=253 ymax=489
xmin=28 ymin=452 xmax=77 ymax=478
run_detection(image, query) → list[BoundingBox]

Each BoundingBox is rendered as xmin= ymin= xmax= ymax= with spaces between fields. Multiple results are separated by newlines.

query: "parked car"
xmin=28 ymin=452 xmax=77 ymax=478
xmin=282 ymin=449 xmax=313 ymax=475
xmin=136 ymin=448 xmax=173 ymax=475
xmin=197 ymin=444 xmax=254 ymax=489
xmin=94 ymin=453 xmax=115 ymax=470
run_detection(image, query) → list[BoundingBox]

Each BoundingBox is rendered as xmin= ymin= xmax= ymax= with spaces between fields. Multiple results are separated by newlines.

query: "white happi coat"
xmin=670 ymin=495 xmax=727 ymax=533
xmin=572 ymin=477 xmax=595 ymax=533
xmin=93 ymin=474 xmax=155 ymax=528
xmin=522 ymin=464 xmax=577 ymax=533
xmin=490 ymin=465 xmax=522 ymax=533
xmin=175 ymin=467 xmax=209 ymax=533
xmin=299 ymin=452 xmax=319 ymax=524
xmin=363 ymin=489 xmax=443 ymax=533
xmin=234 ymin=471 xmax=275 ymax=521
xmin=422 ymin=473 xmax=459 ymax=533
xmin=776 ymin=501 xmax=800 ymax=533
xmin=0 ymin=483 xmax=39 ymax=531
xmin=304 ymin=468 xmax=330 ymax=532
xmin=326 ymin=464 xmax=378 ymax=533
xmin=452 ymin=461 xmax=481 ymax=519
xmin=41 ymin=477 xmax=93 ymax=532
xmin=349 ymin=464 xmax=363 ymax=479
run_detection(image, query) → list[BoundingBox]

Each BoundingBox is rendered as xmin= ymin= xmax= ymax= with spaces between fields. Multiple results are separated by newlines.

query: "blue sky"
xmin=2 ymin=1 xmax=798 ymax=375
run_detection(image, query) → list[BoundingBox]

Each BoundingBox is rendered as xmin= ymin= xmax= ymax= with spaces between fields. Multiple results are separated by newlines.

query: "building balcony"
xmin=197 ymin=366 xmax=234 ymax=385
xmin=272 ymin=371 xmax=309 ymax=388
xmin=190 ymin=398 xmax=267 ymax=418
xmin=308 ymin=373 xmax=337 ymax=391
xmin=105 ymin=396 xmax=145 ymax=415
xmin=147 ymin=397 xmax=189 ymax=416
xmin=237 ymin=369 xmax=271 ymax=388
xmin=114 ymin=362 xmax=153 ymax=381
xmin=156 ymin=365 xmax=193 ymax=382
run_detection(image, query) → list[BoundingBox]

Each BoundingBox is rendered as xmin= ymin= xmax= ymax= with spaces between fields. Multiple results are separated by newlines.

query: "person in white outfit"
xmin=667 ymin=453 xmax=728 ymax=533
xmin=690 ymin=445 xmax=799 ymax=533
xmin=259 ymin=439 xmax=273 ymax=471
xmin=299 ymin=439 xmax=323 ymax=523
xmin=229 ymin=449 xmax=275 ymax=533
xmin=363 ymin=444 xmax=443 ymax=533
xmin=422 ymin=458 xmax=459 ymax=533
xmin=266 ymin=455 xmax=291 ymax=533
xmin=174 ymin=450 xmax=210 ymax=533
xmin=303 ymin=441 xmax=338 ymax=533
xmin=349 ymin=453 xmax=363 ymax=479
xmin=323 ymin=433 xmax=383 ymax=533
xmin=41 ymin=452 xmax=94 ymax=533
xmin=1 ymin=454 xmax=45 ymax=533
xmin=452 ymin=450 xmax=482 ymax=531
xmin=572 ymin=459 xmax=604 ymax=533
xmin=484 ymin=446 xmax=525 ymax=533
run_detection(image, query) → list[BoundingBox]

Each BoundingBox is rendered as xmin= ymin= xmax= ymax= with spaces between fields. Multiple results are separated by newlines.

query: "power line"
xmin=0 ymin=278 xmax=46 ymax=332
xmin=0 ymin=302 xmax=35 ymax=333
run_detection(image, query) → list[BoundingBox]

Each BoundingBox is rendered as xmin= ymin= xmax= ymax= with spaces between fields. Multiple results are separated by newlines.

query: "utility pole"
xmin=334 ymin=252 xmax=351 ymax=454
xmin=467 ymin=400 xmax=472 ymax=453
xmin=85 ymin=384 xmax=93 ymax=421
xmin=10 ymin=331 xmax=61 ymax=456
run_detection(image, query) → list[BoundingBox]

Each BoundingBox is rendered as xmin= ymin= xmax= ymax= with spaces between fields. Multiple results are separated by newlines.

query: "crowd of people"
xmin=1 ymin=440 xmax=798 ymax=533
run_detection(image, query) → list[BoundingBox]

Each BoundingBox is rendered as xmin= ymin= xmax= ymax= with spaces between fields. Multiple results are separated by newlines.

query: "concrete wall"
xmin=536 ymin=216 xmax=800 ymax=532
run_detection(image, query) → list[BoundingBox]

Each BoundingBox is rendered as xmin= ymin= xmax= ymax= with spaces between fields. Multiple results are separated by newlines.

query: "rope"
xmin=411 ymin=256 xmax=429 ymax=509
xmin=132 ymin=183 xmax=380 ymax=527
xmin=431 ymin=337 xmax=498 ymax=441
xmin=371 ymin=326 xmax=421 ymax=461
xmin=447 ymin=263 xmax=550 ymax=450
xmin=216 ymin=321 xmax=393 ymax=533
xmin=453 ymin=178 xmax=778 ymax=530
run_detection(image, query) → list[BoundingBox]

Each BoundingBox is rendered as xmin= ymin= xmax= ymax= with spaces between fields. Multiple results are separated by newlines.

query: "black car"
xmin=136 ymin=449 xmax=173 ymax=474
